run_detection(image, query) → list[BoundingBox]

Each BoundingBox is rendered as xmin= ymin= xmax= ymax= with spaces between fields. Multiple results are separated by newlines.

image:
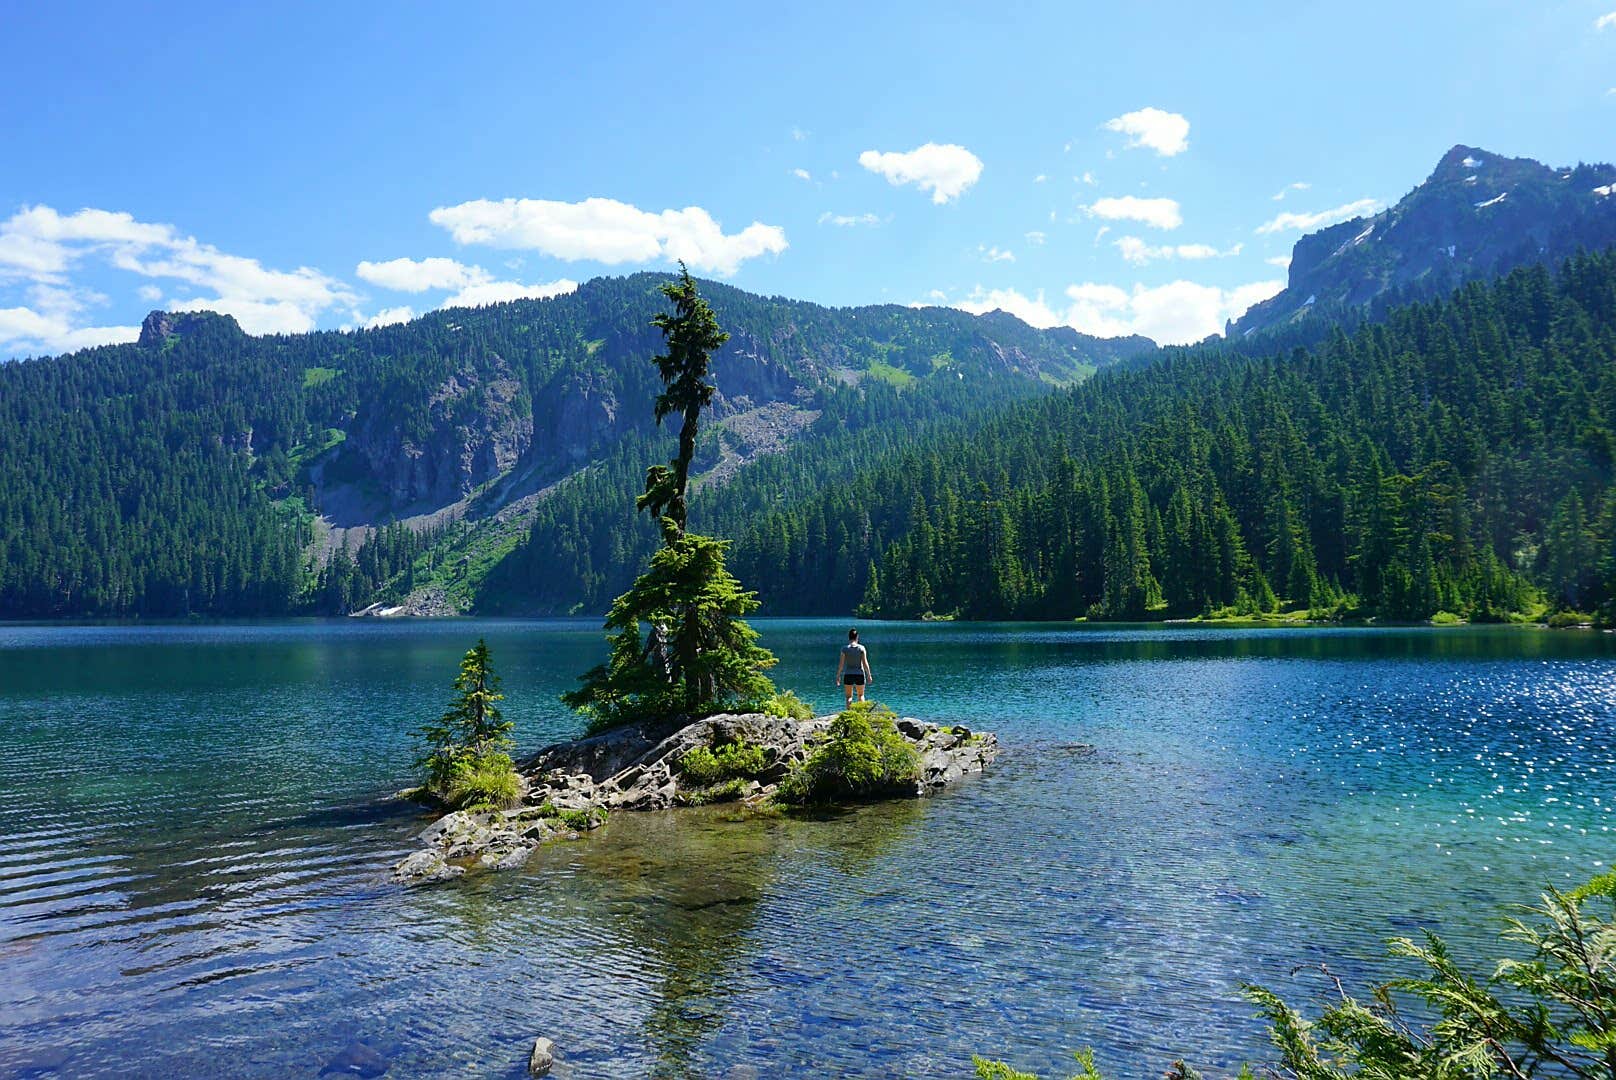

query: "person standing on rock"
xmin=836 ymin=628 xmax=872 ymax=707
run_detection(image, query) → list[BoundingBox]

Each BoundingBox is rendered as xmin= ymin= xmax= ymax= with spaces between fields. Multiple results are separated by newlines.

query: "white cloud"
xmin=1257 ymin=198 xmax=1382 ymax=235
xmin=1103 ymin=108 xmax=1190 ymax=157
xmin=1080 ymin=171 xmax=1097 ymax=185
xmin=979 ymin=244 xmax=1015 ymax=263
xmin=442 ymin=278 xmax=577 ymax=309
xmin=956 ymin=286 xmax=1066 ymax=329
xmin=791 ymin=168 xmax=812 ymax=182
xmin=137 ymin=284 xmax=163 ymax=302
xmin=0 ymin=283 xmax=137 ymax=355
xmin=1033 ymin=174 xmax=1048 ymax=184
xmin=1271 ymin=181 xmax=1311 ymax=201
xmin=1086 ymin=195 xmax=1183 ymax=230
xmin=428 ymin=196 xmax=787 ymax=276
xmin=0 ymin=304 xmax=137 ymax=355
xmin=951 ymin=276 xmax=1284 ymax=345
xmin=364 ymin=306 xmax=416 ymax=329
xmin=0 ymin=204 xmax=354 ymax=354
xmin=1024 ymin=230 xmax=1047 ymax=246
xmin=857 ymin=143 xmax=984 ymax=204
xmin=355 ymin=253 xmax=578 ymax=313
xmin=817 ymin=212 xmax=881 ymax=227
xmin=1597 ymin=11 xmax=1616 ymax=29
xmin=1114 ymin=236 xmax=1241 ymax=265
xmin=356 ymin=256 xmax=488 ymax=292
xmin=1266 ymin=255 xmax=1292 ymax=269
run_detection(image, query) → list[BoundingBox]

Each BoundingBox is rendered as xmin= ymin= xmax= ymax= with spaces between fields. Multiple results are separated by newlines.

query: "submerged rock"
xmin=528 ymin=1036 xmax=555 ymax=1076
xmin=392 ymin=712 xmax=998 ymax=885
xmin=320 ymin=1041 xmax=389 ymax=1078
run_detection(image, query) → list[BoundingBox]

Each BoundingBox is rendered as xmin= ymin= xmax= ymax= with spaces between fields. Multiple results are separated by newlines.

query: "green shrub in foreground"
xmin=443 ymin=751 xmax=521 ymax=811
xmin=776 ymin=701 xmax=919 ymax=805
xmin=974 ymin=874 xmax=1616 ymax=1079
xmin=761 ymin=690 xmax=814 ymax=721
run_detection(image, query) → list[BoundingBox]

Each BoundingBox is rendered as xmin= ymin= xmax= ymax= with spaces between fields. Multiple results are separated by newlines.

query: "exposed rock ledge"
xmin=393 ymin=712 xmax=998 ymax=885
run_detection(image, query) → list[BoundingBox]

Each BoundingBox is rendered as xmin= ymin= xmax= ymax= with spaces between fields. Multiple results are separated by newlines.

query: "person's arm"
xmin=863 ymin=652 xmax=872 ymax=683
xmin=835 ymin=652 xmax=844 ymax=685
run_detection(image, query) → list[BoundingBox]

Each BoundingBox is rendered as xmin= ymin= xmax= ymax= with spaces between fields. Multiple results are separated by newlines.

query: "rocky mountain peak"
xmin=1228 ymin=145 xmax=1616 ymax=340
xmin=137 ymin=309 xmax=244 ymax=349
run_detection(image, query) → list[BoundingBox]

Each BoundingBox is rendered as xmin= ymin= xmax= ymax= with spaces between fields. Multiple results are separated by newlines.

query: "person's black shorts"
xmin=842 ymin=672 xmax=865 ymax=686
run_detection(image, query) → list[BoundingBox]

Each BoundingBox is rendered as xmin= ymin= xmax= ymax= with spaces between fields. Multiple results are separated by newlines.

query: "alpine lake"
xmin=3 ymin=619 xmax=1614 ymax=1078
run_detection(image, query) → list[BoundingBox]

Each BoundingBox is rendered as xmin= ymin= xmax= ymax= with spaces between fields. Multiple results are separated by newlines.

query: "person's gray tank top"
xmin=842 ymin=642 xmax=866 ymax=668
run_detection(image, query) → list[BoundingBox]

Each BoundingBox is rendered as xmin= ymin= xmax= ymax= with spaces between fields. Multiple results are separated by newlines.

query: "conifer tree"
xmin=565 ymin=267 xmax=779 ymax=731
xmin=412 ymin=638 xmax=512 ymax=791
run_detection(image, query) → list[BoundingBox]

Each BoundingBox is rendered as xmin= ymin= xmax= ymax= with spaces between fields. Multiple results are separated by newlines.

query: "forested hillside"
xmin=717 ymin=251 xmax=1616 ymax=623
xmin=0 ymin=274 xmax=1148 ymax=617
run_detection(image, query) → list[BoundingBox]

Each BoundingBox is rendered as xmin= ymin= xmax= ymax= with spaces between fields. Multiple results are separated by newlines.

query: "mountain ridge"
xmin=1229 ymin=144 xmax=1616 ymax=339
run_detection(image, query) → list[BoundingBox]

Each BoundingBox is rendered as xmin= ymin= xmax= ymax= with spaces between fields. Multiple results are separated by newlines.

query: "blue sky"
xmin=2 ymin=0 xmax=1613 ymax=357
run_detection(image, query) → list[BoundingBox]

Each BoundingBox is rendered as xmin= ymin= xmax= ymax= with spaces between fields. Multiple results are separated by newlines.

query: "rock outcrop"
xmin=393 ymin=712 xmax=998 ymax=886
xmin=344 ymin=352 xmax=534 ymax=511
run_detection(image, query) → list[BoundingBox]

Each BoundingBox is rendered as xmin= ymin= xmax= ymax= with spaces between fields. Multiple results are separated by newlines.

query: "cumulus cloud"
xmin=363 ymin=306 xmax=416 ymax=329
xmin=1033 ymin=174 xmax=1048 ymax=184
xmin=1103 ymin=108 xmax=1190 ymax=156
xmin=0 ymin=280 xmax=139 ymax=355
xmin=1272 ymin=181 xmax=1311 ymax=201
xmin=979 ymin=244 xmax=1015 ymax=263
xmin=1598 ymin=11 xmax=1616 ymax=29
xmin=857 ymin=143 xmax=984 ymax=204
xmin=1257 ymin=198 xmax=1382 ymax=234
xmin=817 ymin=212 xmax=882 ymax=227
xmin=952 ymin=276 xmax=1284 ymax=345
xmin=442 ymin=278 xmax=577 ymax=308
xmin=791 ymin=168 xmax=812 ymax=182
xmin=356 ymin=256 xmax=488 ymax=292
xmin=355 ymin=254 xmax=577 ymax=310
xmin=955 ymin=286 xmax=1066 ymax=329
xmin=0 ymin=204 xmax=356 ymax=355
xmin=1086 ymin=195 xmax=1183 ymax=230
xmin=1114 ymin=236 xmax=1241 ymax=265
xmin=428 ymin=196 xmax=787 ymax=276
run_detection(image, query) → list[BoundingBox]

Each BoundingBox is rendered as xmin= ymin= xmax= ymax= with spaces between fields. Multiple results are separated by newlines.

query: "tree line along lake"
xmin=2 ymin=618 xmax=1614 ymax=1078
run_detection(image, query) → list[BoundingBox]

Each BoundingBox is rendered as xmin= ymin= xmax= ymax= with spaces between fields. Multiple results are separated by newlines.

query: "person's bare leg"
xmin=844 ymin=683 xmax=853 ymax=707
xmin=855 ymin=683 xmax=866 ymax=703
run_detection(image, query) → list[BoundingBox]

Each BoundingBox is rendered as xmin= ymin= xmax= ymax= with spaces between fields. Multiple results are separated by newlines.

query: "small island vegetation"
xmin=409 ymin=638 xmax=521 ymax=811
xmin=776 ymin=701 xmax=922 ymax=805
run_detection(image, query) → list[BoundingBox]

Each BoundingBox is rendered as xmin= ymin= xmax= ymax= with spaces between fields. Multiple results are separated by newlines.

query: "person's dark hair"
xmin=848 ymin=628 xmax=858 ymax=641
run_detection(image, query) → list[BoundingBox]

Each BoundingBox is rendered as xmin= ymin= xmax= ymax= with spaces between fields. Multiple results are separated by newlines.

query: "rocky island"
xmin=394 ymin=709 xmax=998 ymax=885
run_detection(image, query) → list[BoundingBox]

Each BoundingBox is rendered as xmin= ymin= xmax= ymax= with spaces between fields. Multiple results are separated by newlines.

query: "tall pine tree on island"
xmin=563 ymin=266 xmax=778 ymax=732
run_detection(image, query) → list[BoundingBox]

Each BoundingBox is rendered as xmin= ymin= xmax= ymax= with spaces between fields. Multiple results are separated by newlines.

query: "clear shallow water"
xmin=2 ymin=620 xmax=1615 ymax=1078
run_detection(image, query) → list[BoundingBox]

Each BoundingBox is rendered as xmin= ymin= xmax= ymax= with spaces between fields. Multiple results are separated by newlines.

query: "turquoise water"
xmin=3 ymin=620 xmax=1616 ymax=1078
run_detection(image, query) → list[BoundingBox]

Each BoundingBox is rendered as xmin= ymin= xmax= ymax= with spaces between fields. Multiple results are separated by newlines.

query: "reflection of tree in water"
xmin=567 ymin=807 xmax=777 ymax=1078
xmin=566 ymin=798 xmax=931 ymax=1077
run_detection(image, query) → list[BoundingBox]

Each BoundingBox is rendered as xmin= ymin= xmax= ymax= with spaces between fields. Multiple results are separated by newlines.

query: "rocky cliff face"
xmin=347 ymin=353 xmax=533 ymax=510
xmin=1229 ymin=145 xmax=1616 ymax=339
